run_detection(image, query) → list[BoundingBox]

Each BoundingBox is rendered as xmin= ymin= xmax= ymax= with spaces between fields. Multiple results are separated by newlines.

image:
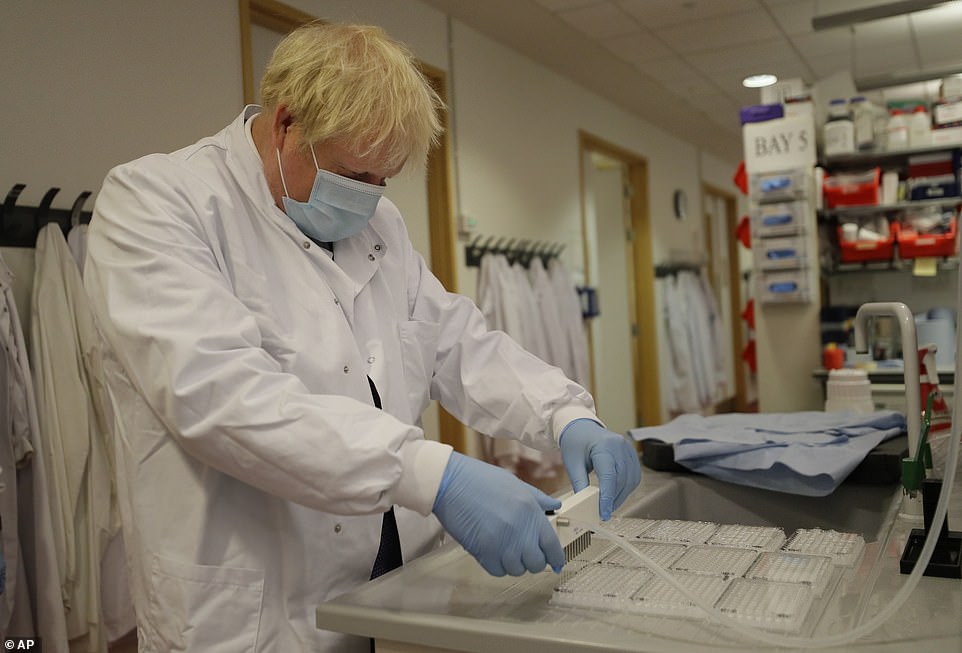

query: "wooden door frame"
xmin=578 ymin=131 xmax=659 ymax=428
xmin=238 ymin=0 xmax=465 ymax=451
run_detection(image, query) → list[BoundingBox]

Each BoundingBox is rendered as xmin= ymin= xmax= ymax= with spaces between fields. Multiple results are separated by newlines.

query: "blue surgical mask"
xmin=276 ymin=145 xmax=384 ymax=242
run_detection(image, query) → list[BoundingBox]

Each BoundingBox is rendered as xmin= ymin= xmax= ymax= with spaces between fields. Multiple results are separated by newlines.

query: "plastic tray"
xmin=897 ymin=216 xmax=957 ymax=258
xmin=837 ymin=221 xmax=897 ymax=263
xmin=824 ymin=167 xmax=880 ymax=208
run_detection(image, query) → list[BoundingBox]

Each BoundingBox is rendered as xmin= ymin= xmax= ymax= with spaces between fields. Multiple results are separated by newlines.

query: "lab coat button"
xmin=302 ymin=241 xmax=311 ymax=249
xmin=333 ymin=298 xmax=340 ymax=305
xmin=367 ymin=356 xmax=375 ymax=364
xmin=334 ymin=524 xmax=342 ymax=534
xmin=343 ymin=365 xmax=350 ymax=374
xmin=368 ymin=253 xmax=375 ymax=261
xmin=374 ymin=244 xmax=382 ymax=251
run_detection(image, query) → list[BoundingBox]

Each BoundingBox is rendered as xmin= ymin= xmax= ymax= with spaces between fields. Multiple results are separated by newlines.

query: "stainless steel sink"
xmin=619 ymin=469 xmax=902 ymax=542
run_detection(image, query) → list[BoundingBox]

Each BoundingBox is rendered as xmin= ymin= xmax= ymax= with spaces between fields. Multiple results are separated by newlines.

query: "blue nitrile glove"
xmin=559 ymin=418 xmax=642 ymax=521
xmin=432 ymin=452 xmax=566 ymax=577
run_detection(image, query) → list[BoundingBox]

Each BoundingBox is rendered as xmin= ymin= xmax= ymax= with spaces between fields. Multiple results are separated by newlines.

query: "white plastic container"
xmin=851 ymin=96 xmax=876 ymax=151
xmin=824 ymin=369 xmax=875 ymax=414
xmin=824 ymin=99 xmax=855 ymax=156
xmin=885 ymin=108 xmax=909 ymax=150
xmin=908 ymin=105 xmax=932 ymax=148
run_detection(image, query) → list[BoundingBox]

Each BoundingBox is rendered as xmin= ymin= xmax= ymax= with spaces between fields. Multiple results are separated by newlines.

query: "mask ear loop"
xmin=275 ymin=148 xmax=292 ymax=199
xmin=275 ymin=144 xmax=322 ymax=200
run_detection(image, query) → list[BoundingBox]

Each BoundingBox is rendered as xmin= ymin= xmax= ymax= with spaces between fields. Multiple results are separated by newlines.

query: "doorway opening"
xmin=702 ymin=184 xmax=756 ymax=413
xmin=579 ymin=132 xmax=659 ymax=432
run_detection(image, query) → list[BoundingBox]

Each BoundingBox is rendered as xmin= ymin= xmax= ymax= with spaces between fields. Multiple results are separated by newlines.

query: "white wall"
xmin=0 ymin=1 xmax=742 ymax=428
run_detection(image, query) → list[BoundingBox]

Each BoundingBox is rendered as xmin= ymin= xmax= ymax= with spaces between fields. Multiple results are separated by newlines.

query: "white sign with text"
xmin=743 ymin=114 xmax=816 ymax=174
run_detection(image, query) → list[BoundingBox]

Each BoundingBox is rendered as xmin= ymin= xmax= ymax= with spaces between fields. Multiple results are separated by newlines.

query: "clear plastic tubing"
xmin=570 ymin=374 xmax=960 ymax=648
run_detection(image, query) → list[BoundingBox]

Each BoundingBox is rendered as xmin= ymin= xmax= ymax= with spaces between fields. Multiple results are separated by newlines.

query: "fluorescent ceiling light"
xmin=743 ymin=74 xmax=777 ymax=88
xmin=812 ymin=0 xmax=952 ymax=31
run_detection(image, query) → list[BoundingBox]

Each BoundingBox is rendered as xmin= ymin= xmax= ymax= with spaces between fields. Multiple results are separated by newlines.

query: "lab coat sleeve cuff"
xmin=395 ymin=439 xmax=454 ymax=516
xmin=552 ymin=407 xmax=604 ymax=444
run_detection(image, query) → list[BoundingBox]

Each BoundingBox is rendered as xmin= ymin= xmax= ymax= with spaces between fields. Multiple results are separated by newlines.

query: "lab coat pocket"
xmin=145 ymin=553 xmax=264 ymax=652
xmin=397 ymin=320 xmax=440 ymax=418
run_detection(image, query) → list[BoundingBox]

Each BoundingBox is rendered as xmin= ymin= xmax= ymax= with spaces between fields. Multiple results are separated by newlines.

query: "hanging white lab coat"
xmin=662 ymin=275 xmax=701 ymax=414
xmin=695 ymin=273 xmax=729 ymax=403
xmin=0 ymin=259 xmax=36 ymax=637
xmin=0 ymin=255 xmax=71 ymax=651
xmin=547 ymin=258 xmax=590 ymax=389
xmin=527 ymin=258 xmax=568 ymax=374
xmin=32 ymin=224 xmax=117 ymax=652
xmin=477 ymin=253 xmax=559 ymax=476
xmin=84 ymin=106 xmax=597 ymax=653
xmin=65 ymin=222 xmax=137 ymax=644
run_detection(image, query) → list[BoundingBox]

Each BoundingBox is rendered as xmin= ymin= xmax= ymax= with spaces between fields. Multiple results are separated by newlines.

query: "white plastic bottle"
xmin=851 ymin=96 xmax=876 ymax=151
xmin=824 ymin=98 xmax=855 ymax=156
xmin=909 ymin=104 xmax=931 ymax=148
xmin=885 ymin=108 xmax=909 ymax=150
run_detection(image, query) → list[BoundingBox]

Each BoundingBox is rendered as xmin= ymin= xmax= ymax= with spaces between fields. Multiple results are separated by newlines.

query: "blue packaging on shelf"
xmin=740 ymin=103 xmax=785 ymax=125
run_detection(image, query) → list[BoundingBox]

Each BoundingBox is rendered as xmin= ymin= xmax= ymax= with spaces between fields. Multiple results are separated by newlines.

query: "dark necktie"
xmin=367 ymin=376 xmax=403 ymax=581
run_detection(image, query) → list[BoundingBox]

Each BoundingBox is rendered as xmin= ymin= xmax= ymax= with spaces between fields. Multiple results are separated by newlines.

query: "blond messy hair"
xmin=260 ymin=21 xmax=443 ymax=171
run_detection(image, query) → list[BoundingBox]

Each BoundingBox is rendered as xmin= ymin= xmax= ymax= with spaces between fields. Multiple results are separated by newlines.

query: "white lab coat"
xmin=84 ymin=106 xmax=596 ymax=652
xmin=547 ymin=258 xmax=590 ymax=389
xmin=0 ymin=255 xmax=71 ymax=650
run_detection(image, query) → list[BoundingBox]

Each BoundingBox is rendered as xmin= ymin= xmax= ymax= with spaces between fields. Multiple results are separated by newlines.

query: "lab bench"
xmin=316 ymin=461 xmax=962 ymax=652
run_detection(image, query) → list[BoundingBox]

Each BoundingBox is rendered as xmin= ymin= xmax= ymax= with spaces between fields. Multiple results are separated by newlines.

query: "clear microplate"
xmin=716 ymin=578 xmax=814 ymax=633
xmin=640 ymin=519 xmax=719 ymax=545
xmin=604 ymin=517 xmax=658 ymax=540
xmin=783 ymin=528 xmax=865 ymax=567
xmin=598 ymin=541 xmax=688 ymax=569
xmin=670 ymin=545 xmax=759 ymax=579
xmin=631 ymin=571 xmax=730 ymax=619
xmin=708 ymin=524 xmax=786 ymax=551
xmin=550 ymin=564 xmax=653 ymax=612
xmin=746 ymin=551 xmax=834 ymax=596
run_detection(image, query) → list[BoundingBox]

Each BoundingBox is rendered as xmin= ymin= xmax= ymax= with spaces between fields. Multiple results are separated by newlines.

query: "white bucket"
xmin=824 ymin=368 xmax=875 ymax=414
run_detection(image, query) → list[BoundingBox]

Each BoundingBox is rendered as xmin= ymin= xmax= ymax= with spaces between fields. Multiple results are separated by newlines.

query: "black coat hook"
xmin=2 ymin=184 xmax=26 ymax=219
xmin=35 ymin=187 xmax=64 ymax=235
xmin=70 ymin=191 xmax=92 ymax=227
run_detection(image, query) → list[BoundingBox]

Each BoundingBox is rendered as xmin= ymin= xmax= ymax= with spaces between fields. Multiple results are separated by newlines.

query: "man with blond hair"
xmin=85 ymin=21 xmax=639 ymax=651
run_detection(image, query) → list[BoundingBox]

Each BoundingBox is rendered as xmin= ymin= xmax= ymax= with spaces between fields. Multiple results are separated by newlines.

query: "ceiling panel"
xmin=618 ymin=0 xmax=758 ymax=29
xmin=604 ymin=30 xmax=675 ymax=64
xmin=685 ymin=39 xmax=806 ymax=75
xmin=656 ymin=10 xmax=783 ymax=54
xmin=789 ymin=30 xmax=853 ymax=58
xmin=418 ymin=0 xmax=962 ymax=160
xmin=532 ymin=0 xmax=600 ymax=11
xmin=557 ymin=3 xmax=641 ymax=38
xmin=661 ymin=75 xmax=724 ymax=98
xmin=763 ymin=0 xmax=817 ymax=34
xmin=631 ymin=56 xmax=703 ymax=83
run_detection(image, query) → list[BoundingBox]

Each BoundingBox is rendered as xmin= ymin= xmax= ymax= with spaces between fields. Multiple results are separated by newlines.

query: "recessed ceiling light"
xmin=743 ymin=74 xmax=778 ymax=88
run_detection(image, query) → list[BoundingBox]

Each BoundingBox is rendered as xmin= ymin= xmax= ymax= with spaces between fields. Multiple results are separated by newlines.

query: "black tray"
xmin=640 ymin=434 xmax=907 ymax=486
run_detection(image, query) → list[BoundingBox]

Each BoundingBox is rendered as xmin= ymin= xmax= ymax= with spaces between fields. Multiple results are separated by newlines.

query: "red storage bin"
xmin=898 ymin=217 xmax=958 ymax=258
xmin=837 ymin=221 xmax=897 ymax=263
xmin=824 ymin=167 xmax=881 ymax=208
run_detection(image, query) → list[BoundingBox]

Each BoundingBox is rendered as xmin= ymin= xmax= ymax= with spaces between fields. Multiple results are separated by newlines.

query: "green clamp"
xmin=901 ymin=392 xmax=935 ymax=496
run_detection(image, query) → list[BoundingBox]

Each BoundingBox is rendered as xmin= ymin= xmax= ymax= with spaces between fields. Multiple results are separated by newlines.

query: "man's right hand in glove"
xmin=432 ymin=452 xmax=566 ymax=577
